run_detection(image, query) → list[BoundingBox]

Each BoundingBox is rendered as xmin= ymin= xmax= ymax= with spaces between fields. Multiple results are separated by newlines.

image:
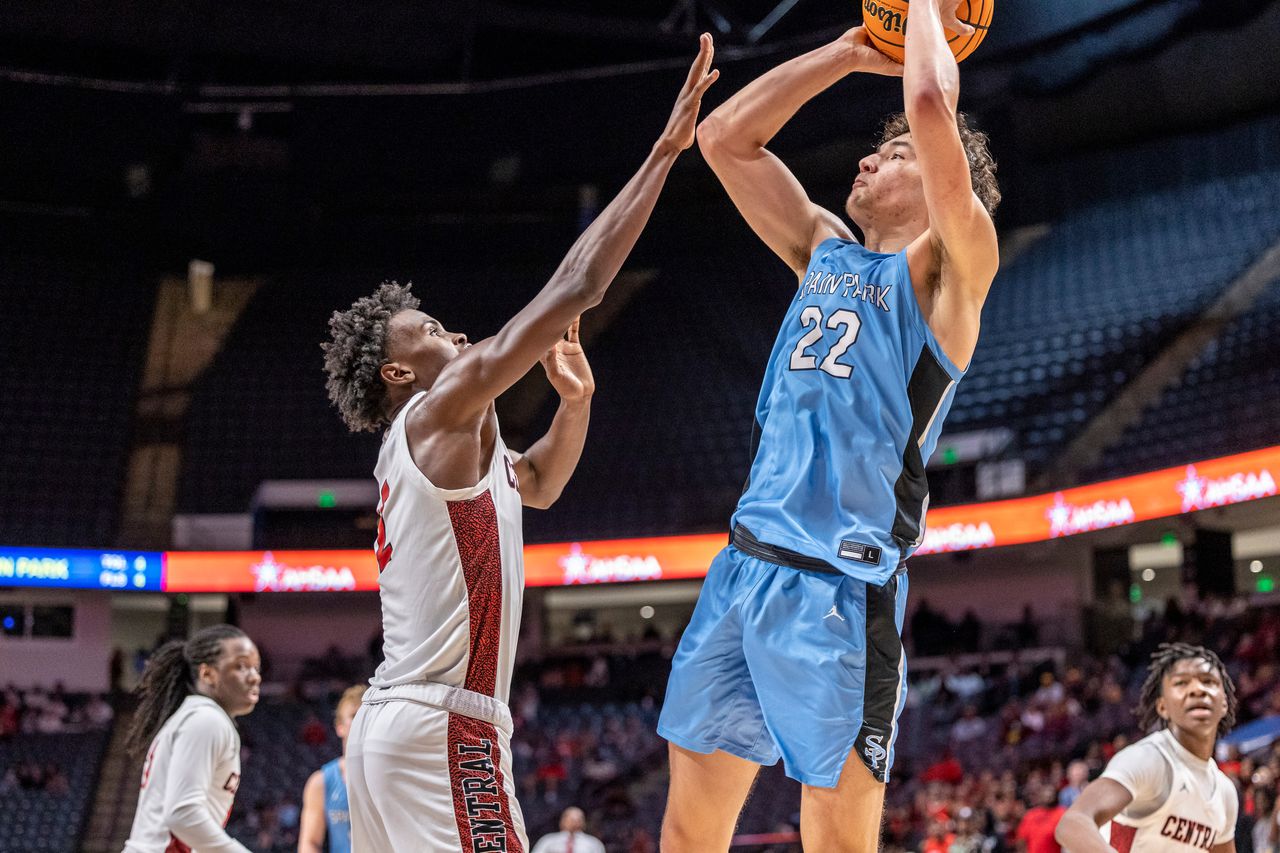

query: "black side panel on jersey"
xmin=889 ymin=346 xmax=953 ymax=552
xmin=738 ymin=416 xmax=763 ymax=499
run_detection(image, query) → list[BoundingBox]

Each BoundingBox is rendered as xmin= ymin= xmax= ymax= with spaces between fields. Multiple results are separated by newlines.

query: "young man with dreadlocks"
xmin=1056 ymin=642 xmax=1240 ymax=852
xmin=320 ymin=36 xmax=717 ymax=853
xmin=123 ymin=624 xmax=262 ymax=853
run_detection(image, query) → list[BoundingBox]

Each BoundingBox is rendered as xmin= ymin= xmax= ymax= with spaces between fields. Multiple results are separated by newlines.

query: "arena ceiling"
xmin=0 ymin=0 xmax=852 ymax=86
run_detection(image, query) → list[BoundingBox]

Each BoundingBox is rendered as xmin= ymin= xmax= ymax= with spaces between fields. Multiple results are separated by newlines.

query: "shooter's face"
xmin=384 ymin=309 xmax=470 ymax=390
xmin=846 ymin=133 xmax=927 ymax=226
xmin=1157 ymin=658 xmax=1228 ymax=738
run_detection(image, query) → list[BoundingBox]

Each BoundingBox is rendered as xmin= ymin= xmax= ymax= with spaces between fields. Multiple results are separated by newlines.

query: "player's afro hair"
xmin=321 ymin=281 xmax=420 ymax=433
xmin=879 ymin=111 xmax=1001 ymax=217
xmin=1135 ymin=642 xmax=1237 ymax=738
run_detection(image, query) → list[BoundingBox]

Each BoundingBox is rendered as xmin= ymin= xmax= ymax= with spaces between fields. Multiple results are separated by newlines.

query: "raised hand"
xmin=540 ymin=318 xmax=595 ymax=402
xmin=656 ymin=33 xmax=720 ymax=154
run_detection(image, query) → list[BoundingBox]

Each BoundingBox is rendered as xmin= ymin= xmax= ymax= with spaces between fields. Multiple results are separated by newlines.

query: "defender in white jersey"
xmin=320 ymin=37 xmax=718 ymax=853
xmin=123 ymin=624 xmax=261 ymax=853
xmin=1057 ymin=643 xmax=1240 ymax=853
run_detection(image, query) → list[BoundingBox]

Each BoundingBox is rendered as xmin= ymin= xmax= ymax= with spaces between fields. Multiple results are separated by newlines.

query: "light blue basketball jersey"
xmin=322 ymin=758 xmax=352 ymax=853
xmin=731 ymin=237 xmax=966 ymax=583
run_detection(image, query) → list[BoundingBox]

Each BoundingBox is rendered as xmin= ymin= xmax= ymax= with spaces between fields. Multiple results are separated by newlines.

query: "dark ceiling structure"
xmin=1 ymin=0 xmax=1277 ymax=270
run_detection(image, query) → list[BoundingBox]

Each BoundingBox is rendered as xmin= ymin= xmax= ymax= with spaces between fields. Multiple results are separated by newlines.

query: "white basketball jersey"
xmin=1104 ymin=729 xmax=1236 ymax=852
xmin=369 ymin=391 xmax=524 ymax=705
xmin=123 ymin=695 xmax=246 ymax=853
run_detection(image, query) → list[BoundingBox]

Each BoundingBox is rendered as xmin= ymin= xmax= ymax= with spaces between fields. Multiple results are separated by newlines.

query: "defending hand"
xmin=655 ymin=33 xmax=720 ymax=154
xmin=541 ymin=318 xmax=595 ymax=402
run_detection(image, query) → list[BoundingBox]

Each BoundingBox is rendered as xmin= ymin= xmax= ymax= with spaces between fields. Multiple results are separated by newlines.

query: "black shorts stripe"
xmin=731 ymin=524 xmax=842 ymax=574
xmin=853 ymin=574 xmax=904 ymax=784
xmin=889 ymin=346 xmax=954 ymax=552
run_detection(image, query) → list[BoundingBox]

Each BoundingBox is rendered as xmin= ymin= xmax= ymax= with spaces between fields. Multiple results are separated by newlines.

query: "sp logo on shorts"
xmin=863 ymin=734 xmax=887 ymax=771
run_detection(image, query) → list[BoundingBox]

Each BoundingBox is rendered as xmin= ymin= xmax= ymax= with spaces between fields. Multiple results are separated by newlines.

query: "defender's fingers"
xmin=685 ymin=33 xmax=713 ymax=89
xmin=695 ymin=67 xmax=720 ymax=97
xmin=566 ymin=318 xmax=581 ymax=343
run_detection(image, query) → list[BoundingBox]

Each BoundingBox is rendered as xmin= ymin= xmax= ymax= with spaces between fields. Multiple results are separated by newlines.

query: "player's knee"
xmin=660 ymin=806 xmax=731 ymax=852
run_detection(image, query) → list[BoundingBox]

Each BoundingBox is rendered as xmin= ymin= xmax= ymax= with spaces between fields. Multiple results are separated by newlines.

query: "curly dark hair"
xmin=1135 ymin=642 xmax=1238 ymax=738
xmin=879 ymin=111 xmax=1001 ymax=217
xmin=321 ymin=281 xmax=421 ymax=433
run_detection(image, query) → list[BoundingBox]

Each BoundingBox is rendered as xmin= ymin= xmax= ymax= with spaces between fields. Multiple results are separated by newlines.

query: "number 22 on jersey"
xmin=788 ymin=306 xmax=862 ymax=378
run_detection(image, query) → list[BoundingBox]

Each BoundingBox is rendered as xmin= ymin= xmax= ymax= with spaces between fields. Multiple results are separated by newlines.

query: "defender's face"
xmin=1157 ymin=657 xmax=1227 ymax=738
xmin=386 ymin=309 xmax=470 ymax=386
xmin=200 ymin=637 xmax=261 ymax=717
xmin=846 ymin=134 xmax=927 ymax=223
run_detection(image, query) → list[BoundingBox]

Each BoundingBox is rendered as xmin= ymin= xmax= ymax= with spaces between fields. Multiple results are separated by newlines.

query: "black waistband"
xmin=730 ymin=525 xmax=842 ymax=575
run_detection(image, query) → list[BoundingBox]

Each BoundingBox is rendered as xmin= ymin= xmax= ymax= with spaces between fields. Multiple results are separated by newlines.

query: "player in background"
xmin=297 ymin=684 xmax=366 ymax=853
xmin=1056 ymin=643 xmax=1240 ymax=852
xmin=321 ymin=37 xmax=717 ymax=853
xmin=657 ymin=1 xmax=1000 ymax=850
xmin=530 ymin=806 xmax=606 ymax=853
xmin=122 ymin=624 xmax=261 ymax=853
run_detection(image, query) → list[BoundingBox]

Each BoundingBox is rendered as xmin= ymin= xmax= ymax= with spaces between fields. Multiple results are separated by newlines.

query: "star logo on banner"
xmin=1176 ymin=465 xmax=1207 ymax=512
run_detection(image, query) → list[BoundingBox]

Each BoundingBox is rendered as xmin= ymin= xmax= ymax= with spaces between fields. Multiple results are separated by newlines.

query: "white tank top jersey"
xmin=123 ymin=694 xmax=249 ymax=853
xmin=1102 ymin=729 xmax=1237 ymax=852
xmin=369 ymin=391 xmax=525 ymax=706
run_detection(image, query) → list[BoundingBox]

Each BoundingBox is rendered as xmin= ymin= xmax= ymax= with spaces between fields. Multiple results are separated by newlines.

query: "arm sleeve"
xmin=162 ymin=712 xmax=251 ymax=853
xmin=1100 ymin=743 xmax=1172 ymax=820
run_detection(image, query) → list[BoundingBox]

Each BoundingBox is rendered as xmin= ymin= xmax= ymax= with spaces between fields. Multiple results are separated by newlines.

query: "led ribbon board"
xmin=0 ymin=547 xmax=163 ymax=591
xmin=6 ymin=446 xmax=1277 ymax=592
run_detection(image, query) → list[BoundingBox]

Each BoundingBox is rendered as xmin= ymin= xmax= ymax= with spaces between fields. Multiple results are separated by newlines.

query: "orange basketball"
xmin=861 ymin=0 xmax=993 ymax=64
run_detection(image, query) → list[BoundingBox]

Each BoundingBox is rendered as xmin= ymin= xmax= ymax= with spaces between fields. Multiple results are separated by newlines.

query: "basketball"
xmin=861 ymin=0 xmax=994 ymax=64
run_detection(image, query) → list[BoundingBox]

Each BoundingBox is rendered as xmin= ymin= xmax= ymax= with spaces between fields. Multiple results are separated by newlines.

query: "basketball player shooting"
xmin=1056 ymin=643 xmax=1240 ymax=852
xmin=320 ymin=36 xmax=717 ymax=853
xmin=656 ymin=3 xmax=1000 ymax=850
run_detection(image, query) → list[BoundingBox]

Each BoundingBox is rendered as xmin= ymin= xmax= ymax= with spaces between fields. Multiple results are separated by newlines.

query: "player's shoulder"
xmin=303 ymin=768 xmax=325 ymax=796
xmin=1107 ymin=732 xmax=1173 ymax=772
xmin=175 ymin=696 xmax=235 ymax=738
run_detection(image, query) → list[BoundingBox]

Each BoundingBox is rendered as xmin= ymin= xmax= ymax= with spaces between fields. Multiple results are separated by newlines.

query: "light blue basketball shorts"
xmin=657 ymin=535 xmax=909 ymax=787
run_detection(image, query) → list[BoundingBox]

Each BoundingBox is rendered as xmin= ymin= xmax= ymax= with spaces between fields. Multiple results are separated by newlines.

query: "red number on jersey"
xmin=375 ymin=480 xmax=394 ymax=572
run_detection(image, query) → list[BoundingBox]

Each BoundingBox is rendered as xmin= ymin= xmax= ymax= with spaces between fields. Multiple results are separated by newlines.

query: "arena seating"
xmin=1089 ymin=272 xmax=1280 ymax=478
xmin=173 ymin=164 xmax=1280 ymax=539
xmin=0 ymin=731 xmax=108 ymax=853
xmin=947 ymin=169 xmax=1280 ymax=472
xmin=0 ymin=687 xmax=113 ymax=853
xmin=0 ymin=238 xmax=152 ymax=547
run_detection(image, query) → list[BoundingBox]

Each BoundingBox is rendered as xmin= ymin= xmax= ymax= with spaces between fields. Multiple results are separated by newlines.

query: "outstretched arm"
xmin=696 ymin=29 xmax=901 ymax=276
xmin=902 ymin=0 xmax=998 ymax=292
xmin=426 ymin=36 xmax=718 ymax=425
xmin=511 ymin=318 xmax=593 ymax=509
xmin=1055 ymin=779 xmax=1133 ymax=852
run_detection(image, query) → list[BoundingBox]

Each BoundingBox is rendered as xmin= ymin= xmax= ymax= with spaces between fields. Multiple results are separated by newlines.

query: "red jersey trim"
xmin=447 ymin=491 xmax=504 ymax=697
